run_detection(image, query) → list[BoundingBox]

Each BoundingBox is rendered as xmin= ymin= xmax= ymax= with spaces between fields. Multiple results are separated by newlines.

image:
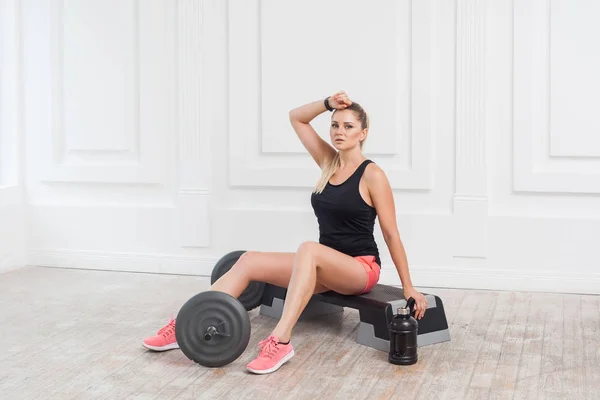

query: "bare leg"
xmin=238 ymin=243 xmax=370 ymax=374
xmin=270 ymin=245 xmax=318 ymax=342
xmin=144 ymin=250 xmax=336 ymax=353
xmin=270 ymin=241 xmax=368 ymax=342
xmin=209 ymin=251 xmax=330 ymax=298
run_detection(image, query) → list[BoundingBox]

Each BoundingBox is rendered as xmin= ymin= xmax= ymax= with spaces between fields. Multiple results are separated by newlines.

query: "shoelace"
xmin=158 ymin=319 xmax=176 ymax=338
xmin=258 ymin=337 xmax=280 ymax=359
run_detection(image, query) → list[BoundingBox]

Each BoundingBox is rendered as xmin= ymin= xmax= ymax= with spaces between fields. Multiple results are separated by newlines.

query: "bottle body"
xmin=388 ymin=313 xmax=418 ymax=365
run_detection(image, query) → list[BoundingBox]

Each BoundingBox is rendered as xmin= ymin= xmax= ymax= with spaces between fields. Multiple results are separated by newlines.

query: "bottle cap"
xmin=396 ymin=307 xmax=410 ymax=315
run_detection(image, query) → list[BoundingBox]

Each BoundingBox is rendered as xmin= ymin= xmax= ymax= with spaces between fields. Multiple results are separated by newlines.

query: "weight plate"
xmin=210 ymin=250 xmax=266 ymax=311
xmin=175 ymin=290 xmax=251 ymax=368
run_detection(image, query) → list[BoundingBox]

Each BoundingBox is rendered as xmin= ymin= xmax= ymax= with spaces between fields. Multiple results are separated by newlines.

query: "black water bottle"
xmin=388 ymin=297 xmax=418 ymax=365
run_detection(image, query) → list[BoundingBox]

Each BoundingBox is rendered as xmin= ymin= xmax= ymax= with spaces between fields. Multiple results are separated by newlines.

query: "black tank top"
xmin=310 ymin=159 xmax=381 ymax=267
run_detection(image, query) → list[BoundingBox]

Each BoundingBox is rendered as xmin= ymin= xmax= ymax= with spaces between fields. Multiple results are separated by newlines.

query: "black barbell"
xmin=175 ymin=290 xmax=251 ymax=368
xmin=175 ymin=250 xmax=263 ymax=368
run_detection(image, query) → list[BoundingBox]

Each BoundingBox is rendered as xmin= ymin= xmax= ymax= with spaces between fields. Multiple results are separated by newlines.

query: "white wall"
xmin=0 ymin=0 xmax=26 ymax=273
xmin=3 ymin=0 xmax=599 ymax=294
xmin=21 ymin=0 xmax=214 ymax=274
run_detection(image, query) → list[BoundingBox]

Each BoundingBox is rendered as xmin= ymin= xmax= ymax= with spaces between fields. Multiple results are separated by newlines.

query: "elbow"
xmin=383 ymin=229 xmax=400 ymax=244
xmin=289 ymin=109 xmax=308 ymax=124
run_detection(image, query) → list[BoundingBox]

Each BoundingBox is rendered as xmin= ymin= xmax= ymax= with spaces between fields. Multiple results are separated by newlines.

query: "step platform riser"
xmin=259 ymin=284 xmax=451 ymax=352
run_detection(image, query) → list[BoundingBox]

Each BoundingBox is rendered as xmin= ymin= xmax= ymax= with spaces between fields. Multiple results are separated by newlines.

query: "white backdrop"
xmin=1 ymin=0 xmax=599 ymax=294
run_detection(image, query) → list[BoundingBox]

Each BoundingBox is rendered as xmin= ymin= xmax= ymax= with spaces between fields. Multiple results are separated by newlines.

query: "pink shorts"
xmin=354 ymin=255 xmax=381 ymax=294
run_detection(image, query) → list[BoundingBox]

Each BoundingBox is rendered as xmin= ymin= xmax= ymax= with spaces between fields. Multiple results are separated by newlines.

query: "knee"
xmin=297 ymin=241 xmax=319 ymax=254
xmin=296 ymin=241 xmax=319 ymax=263
xmin=230 ymin=251 xmax=258 ymax=279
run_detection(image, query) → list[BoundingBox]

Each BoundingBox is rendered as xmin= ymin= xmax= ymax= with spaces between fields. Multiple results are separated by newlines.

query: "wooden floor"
xmin=1 ymin=267 xmax=599 ymax=400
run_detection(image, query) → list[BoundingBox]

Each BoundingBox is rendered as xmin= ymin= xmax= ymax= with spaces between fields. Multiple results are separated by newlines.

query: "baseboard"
xmin=28 ymin=249 xmax=219 ymax=276
xmin=0 ymin=253 xmax=25 ymax=274
xmin=0 ymin=185 xmax=21 ymax=206
xmin=25 ymin=250 xmax=600 ymax=295
xmin=378 ymin=265 xmax=600 ymax=295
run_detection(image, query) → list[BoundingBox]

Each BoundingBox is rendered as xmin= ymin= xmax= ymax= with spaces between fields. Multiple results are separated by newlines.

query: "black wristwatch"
xmin=324 ymin=97 xmax=334 ymax=112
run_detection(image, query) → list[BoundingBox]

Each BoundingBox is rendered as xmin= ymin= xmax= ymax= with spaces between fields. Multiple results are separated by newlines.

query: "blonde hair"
xmin=313 ymin=102 xmax=369 ymax=194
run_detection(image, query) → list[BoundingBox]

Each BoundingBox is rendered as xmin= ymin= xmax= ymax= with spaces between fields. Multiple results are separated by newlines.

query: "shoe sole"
xmin=142 ymin=342 xmax=180 ymax=352
xmin=246 ymin=349 xmax=295 ymax=375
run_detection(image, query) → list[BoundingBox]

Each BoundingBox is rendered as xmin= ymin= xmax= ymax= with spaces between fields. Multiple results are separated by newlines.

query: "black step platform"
xmin=259 ymin=283 xmax=450 ymax=352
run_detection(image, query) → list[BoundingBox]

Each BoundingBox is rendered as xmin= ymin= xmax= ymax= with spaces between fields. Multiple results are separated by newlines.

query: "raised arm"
xmin=288 ymin=92 xmax=351 ymax=169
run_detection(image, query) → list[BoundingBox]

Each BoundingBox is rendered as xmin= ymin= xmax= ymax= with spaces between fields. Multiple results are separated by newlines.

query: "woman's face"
xmin=329 ymin=110 xmax=366 ymax=150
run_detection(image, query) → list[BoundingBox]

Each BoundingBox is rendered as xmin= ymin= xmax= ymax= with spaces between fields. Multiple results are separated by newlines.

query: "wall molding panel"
xmin=228 ymin=0 xmax=433 ymax=190
xmin=0 ymin=0 xmax=26 ymax=274
xmin=176 ymin=0 xmax=210 ymax=248
xmin=24 ymin=0 xmax=172 ymax=185
xmin=19 ymin=0 xmax=211 ymax=272
xmin=0 ymin=0 xmax=21 ymax=188
xmin=513 ymin=0 xmax=600 ymax=194
xmin=453 ymin=0 xmax=488 ymax=259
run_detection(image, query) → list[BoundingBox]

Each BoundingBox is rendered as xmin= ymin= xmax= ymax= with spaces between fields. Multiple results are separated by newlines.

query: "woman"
xmin=142 ymin=91 xmax=428 ymax=374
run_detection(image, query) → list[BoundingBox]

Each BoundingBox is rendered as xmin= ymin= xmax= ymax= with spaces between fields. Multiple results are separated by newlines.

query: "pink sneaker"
xmin=142 ymin=318 xmax=179 ymax=351
xmin=246 ymin=335 xmax=294 ymax=374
